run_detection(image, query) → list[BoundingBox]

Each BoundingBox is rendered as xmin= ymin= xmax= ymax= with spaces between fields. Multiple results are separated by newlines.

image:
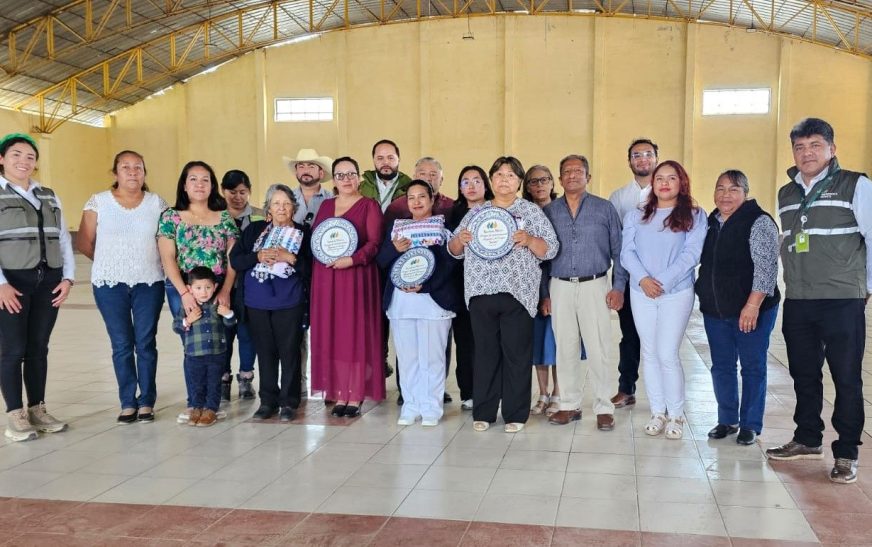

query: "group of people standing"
xmin=0 ymin=116 xmax=868 ymax=484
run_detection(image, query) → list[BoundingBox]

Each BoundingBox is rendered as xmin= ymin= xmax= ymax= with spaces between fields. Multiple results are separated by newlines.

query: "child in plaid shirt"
xmin=172 ymin=267 xmax=237 ymax=427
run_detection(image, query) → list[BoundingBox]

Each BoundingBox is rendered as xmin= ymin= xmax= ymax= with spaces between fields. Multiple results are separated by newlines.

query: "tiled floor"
xmin=0 ymin=255 xmax=871 ymax=545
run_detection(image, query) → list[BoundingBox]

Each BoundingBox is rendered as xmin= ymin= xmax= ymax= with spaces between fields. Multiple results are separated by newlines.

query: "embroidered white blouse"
xmin=84 ymin=191 xmax=167 ymax=287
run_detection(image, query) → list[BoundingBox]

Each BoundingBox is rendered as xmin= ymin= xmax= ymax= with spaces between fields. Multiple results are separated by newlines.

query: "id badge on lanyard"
xmin=794 ymin=169 xmax=837 ymax=254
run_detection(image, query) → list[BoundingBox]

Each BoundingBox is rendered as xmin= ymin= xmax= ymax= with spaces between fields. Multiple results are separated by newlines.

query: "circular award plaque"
xmin=390 ymin=247 xmax=436 ymax=289
xmin=467 ymin=206 xmax=518 ymax=260
xmin=311 ymin=218 xmax=358 ymax=265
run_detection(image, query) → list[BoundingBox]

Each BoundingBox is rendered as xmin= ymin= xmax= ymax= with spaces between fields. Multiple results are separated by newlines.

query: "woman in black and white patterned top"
xmin=448 ymin=156 xmax=559 ymax=434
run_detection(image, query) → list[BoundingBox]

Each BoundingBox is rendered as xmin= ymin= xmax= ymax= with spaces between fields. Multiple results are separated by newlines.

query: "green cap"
xmin=0 ymin=133 xmax=38 ymax=153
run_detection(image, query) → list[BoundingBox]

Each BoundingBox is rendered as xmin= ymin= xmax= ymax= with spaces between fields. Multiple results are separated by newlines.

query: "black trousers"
xmin=469 ymin=293 xmax=533 ymax=424
xmin=0 ymin=267 xmax=62 ymax=412
xmin=247 ymin=305 xmax=305 ymax=409
xmin=452 ymin=308 xmax=475 ymax=401
xmin=782 ymin=298 xmax=866 ymax=460
xmin=616 ymin=282 xmax=641 ymax=395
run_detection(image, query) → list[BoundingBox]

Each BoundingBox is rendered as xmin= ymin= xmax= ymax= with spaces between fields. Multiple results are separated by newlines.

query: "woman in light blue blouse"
xmin=620 ymin=160 xmax=707 ymax=440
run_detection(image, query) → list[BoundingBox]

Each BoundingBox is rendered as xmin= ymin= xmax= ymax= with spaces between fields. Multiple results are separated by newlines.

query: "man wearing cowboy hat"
xmin=283 ymin=149 xmax=333 ymax=227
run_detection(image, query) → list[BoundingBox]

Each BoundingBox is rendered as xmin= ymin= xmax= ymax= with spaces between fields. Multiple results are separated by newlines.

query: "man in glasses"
xmin=360 ymin=139 xmax=412 ymax=212
xmin=284 ymin=148 xmax=333 ymax=397
xmin=608 ymin=138 xmax=659 ymax=409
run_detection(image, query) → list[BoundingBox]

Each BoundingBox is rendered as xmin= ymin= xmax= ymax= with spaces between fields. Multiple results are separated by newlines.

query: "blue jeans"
xmin=185 ymin=354 xmax=224 ymax=411
xmin=703 ymin=305 xmax=778 ymax=433
xmin=93 ymin=282 xmax=164 ymax=409
xmin=225 ymin=321 xmax=256 ymax=376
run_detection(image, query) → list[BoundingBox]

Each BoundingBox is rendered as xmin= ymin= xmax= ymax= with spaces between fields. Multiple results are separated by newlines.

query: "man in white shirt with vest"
xmin=766 ymin=118 xmax=872 ymax=484
xmin=608 ymin=138 xmax=658 ymax=409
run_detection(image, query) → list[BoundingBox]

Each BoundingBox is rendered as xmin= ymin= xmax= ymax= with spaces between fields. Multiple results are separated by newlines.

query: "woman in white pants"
xmin=620 ymin=160 xmax=707 ymax=440
xmin=377 ymin=180 xmax=460 ymax=426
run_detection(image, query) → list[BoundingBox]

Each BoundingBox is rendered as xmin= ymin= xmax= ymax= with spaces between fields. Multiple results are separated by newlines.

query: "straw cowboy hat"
xmin=283 ymin=149 xmax=333 ymax=174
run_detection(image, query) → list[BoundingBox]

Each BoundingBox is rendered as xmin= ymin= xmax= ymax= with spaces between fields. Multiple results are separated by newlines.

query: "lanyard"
xmin=795 ymin=167 xmax=839 ymax=230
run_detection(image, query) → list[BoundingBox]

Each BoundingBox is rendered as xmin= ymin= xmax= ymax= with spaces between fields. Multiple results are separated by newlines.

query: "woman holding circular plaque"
xmin=448 ymin=156 xmax=559 ymax=433
xmin=377 ymin=180 xmax=460 ymax=427
xmin=310 ymin=157 xmax=385 ymax=418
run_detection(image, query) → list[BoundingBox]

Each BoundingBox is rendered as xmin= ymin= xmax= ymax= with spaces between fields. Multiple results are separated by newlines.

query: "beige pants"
xmin=550 ymin=276 xmax=615 ymax=415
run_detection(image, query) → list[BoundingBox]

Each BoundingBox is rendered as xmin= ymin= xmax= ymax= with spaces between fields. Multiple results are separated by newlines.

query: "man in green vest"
xmin=766 ymin=118 xmax=872 ymax=484
xmin=359 ymin=139 xmax=412 ymax=212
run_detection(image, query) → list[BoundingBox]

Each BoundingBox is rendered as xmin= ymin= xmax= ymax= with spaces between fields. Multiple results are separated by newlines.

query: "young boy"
xmin=172 ymin=267 xmax=237 ymax=427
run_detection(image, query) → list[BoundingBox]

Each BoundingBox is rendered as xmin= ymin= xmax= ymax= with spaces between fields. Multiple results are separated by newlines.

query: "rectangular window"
xmin=274 ymin=97 xmax=334 ymax=122
xmin=702 ymin=88 xmax=770 ymax=116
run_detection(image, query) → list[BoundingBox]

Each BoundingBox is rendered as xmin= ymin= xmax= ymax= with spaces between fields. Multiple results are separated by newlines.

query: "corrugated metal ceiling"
xmin=0 ymin=0 xmax=868 ymax=129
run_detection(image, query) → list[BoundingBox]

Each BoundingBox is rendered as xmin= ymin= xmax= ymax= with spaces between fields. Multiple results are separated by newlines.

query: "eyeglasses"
xmin=333 ymin=172 xmax=359 ymax=181
xmin=527 ymin=176 xmax=552 ymax=187
xmin=631 ymin=151 xmax=656 ymax=160
xmin=560 ymin=168 xmax=586 ymax=177
xmin=460 ymin=178 xmax=484 ymax=189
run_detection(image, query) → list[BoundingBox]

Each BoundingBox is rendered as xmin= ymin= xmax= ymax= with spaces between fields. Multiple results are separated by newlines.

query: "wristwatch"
xmin=64 ymin=278 xmax=75 ymax=286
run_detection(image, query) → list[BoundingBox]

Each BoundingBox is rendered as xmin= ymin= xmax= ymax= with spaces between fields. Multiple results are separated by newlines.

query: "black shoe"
xmin=253 ymin=404 xmax=277 ymax=420
xmin=221 ymin=379 xmax=232 ymax=402
xmin=237 ymin=374 xmax=255 ymax=400
xmin=137 ymin=411 xmax=154 ymax=423
xmin=443 ymin=392 xmax=453 ymax=403
xmin=736 ymin=429 xmax=757 ymax=445
xmin=707 ymin=424 xmax=739 ymax=439
xmin=279 ymin=406 xmax=295 ymax=422
xmin=384 ymin=362 xmax=394 ymax=378
xmin=397 ymin=394 xmax=404 ymax=406
xmin=343 ymin=404 xmax=361 ymax=417
xmin=331 ymin=404 xmax=347 ymax=417
xmin=117 ymin=411 xmax=137 ymax=424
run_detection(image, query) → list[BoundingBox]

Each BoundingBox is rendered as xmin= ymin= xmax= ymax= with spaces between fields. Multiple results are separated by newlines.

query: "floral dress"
xmin=157 ymin=209 xmax=240 ymax=276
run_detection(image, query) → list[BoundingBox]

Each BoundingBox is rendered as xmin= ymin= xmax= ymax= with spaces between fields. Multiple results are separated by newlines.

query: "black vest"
xmin=695 ymin=199 xmax=781 ymax=318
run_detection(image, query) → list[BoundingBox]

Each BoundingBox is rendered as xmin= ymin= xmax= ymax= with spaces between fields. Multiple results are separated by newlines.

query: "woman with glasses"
xmin=447 ymin=166 xmax=494 ymax=411
xmin=310 ymin=157 xmax=385 ymax=418
xmin=448 ymin=157 xmax=559 ymax=433
xmin=620 ymin=160 xmax=707 ymax=440
xmin=522 ymin=165 xmax=562 ymax=417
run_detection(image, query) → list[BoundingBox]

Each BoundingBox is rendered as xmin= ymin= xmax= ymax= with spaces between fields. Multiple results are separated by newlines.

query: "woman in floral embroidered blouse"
xmin=157 ymin=160 xmax=239 ymax=423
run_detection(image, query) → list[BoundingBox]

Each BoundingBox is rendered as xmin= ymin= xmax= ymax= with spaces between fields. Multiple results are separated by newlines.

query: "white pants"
xmin=550 ymin=277 xmax=615 ymax=415
xmin=393 ymin=318 xmax=451 ymax=420
xmin=630 ymin=287 xmax=695 ymax=417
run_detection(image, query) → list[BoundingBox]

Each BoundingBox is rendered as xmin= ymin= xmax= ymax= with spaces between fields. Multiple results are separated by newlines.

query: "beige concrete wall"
xmin=9 ymin=15 xmax=871 ymax=221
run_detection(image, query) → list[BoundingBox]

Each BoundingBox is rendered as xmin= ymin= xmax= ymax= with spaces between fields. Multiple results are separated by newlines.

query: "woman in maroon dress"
xmin=310 ymin=156 xmax=385 ymax=417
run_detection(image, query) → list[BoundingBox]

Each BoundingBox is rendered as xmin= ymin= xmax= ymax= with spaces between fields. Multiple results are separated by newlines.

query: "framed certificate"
xmin=467 ymin=207 xmax=517 ymax=260
xmin=390 ymin=247 xmax=436 ymax=289
xmin=311 ymin=218 xmax=358 ymax=265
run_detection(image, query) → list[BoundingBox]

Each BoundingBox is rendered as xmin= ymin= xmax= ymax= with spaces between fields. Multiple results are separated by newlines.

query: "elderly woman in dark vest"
xmin=695 ymin=170 xmax=780 ymax=446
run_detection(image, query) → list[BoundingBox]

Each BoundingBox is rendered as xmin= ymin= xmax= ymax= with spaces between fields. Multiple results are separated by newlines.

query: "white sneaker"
xmin=461 ymin=399 xmax=473 ymax=411
xmin=177 ymin=408 xmax=192 ymax=424
xmin=216 ymin=409 xmax=227 ymax=420
xmin=27 ymin=403 xmax=66 ymax=433
xmin=397 ymin=415 xmax=416 ymax=426
xmin=5 ymin=409 xmax=38 ymax=442
xmin=421 ymin=417 xmax=439 ymax=427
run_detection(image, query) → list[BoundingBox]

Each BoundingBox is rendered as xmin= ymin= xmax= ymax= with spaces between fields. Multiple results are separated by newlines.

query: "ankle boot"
xmin=237 ymin=373 xmax=255 ymax=400
xmin=221 ymin=376 xmax=232 ymax=402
